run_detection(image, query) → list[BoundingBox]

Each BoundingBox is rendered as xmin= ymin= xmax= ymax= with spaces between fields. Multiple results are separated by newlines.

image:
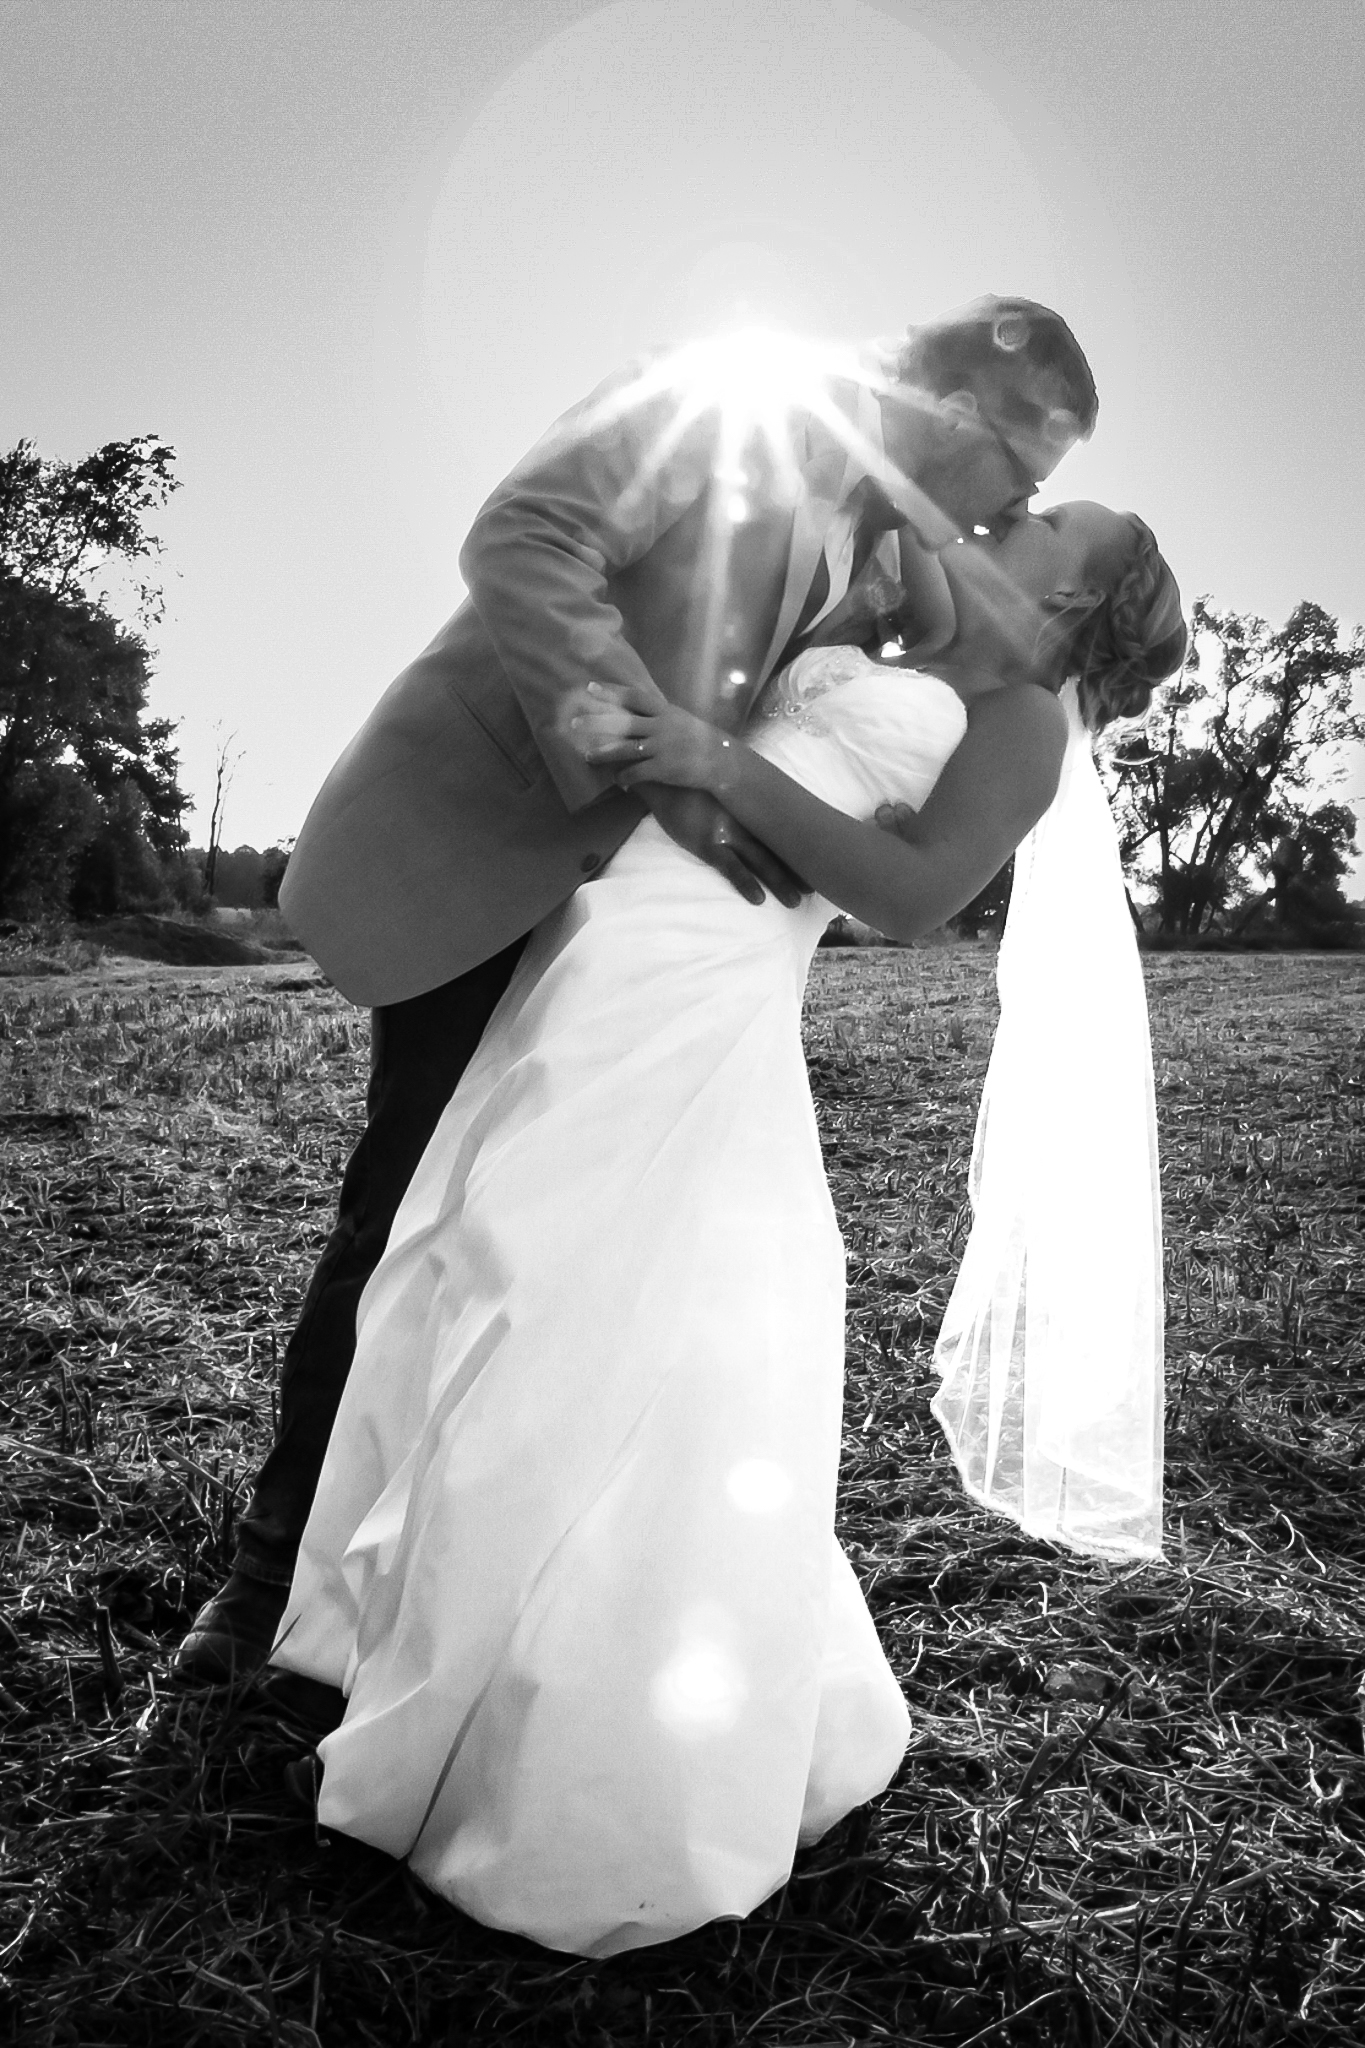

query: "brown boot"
xmin=173 ymin=1570 xmax=289 ymax=1685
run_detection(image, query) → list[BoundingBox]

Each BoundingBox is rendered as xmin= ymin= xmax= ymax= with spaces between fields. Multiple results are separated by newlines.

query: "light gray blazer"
xmin=280 ymin=357 xmax=877 ymax=1007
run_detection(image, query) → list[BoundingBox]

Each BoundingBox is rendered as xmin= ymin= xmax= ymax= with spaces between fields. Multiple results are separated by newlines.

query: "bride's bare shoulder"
xmin=947 ymin=683 xmax=1067 ymax=818
xmin=965 ymin=681 xmax=1068 ymax=752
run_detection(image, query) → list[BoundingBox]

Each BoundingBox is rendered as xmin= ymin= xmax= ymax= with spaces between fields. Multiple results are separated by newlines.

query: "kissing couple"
xmin=178 ymin=295 xmax=1185 ymax=1957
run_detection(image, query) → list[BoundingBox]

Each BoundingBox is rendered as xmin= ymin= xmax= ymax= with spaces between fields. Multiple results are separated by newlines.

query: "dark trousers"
xmin=234 ymin=934 xmax=530 ymax=1586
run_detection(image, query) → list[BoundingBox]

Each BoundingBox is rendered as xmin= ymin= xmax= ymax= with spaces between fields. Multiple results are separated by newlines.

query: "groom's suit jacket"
xmin=280 ymin=354 xmax=894 ymax=1007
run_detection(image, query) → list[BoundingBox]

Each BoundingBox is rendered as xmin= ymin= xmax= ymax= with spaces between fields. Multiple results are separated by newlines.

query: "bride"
xmin=269 ymin=500 xmax=1185 ymax=1958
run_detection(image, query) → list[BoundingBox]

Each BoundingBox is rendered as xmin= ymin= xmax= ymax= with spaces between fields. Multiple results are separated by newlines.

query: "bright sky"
xmin=4 ymin=0 xmax=1363 ymax=881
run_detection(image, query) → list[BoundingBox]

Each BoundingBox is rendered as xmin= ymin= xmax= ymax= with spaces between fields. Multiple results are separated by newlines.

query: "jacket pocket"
xmin=450 ymin=688 xmax=542 ymax=792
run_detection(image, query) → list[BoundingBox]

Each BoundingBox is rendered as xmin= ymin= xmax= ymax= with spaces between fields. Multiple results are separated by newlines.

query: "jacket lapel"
xmin=755 ymin=426 xmax=844 ymax=686
xmin=755 ymin=378 xmax=887 ymax=687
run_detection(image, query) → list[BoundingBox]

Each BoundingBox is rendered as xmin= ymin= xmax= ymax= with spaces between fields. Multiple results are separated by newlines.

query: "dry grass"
xmin=1 ymin=947 xmax=1363 ymax=2046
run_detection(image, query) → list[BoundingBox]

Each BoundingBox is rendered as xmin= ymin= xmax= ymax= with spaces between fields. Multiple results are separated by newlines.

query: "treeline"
xmin=0 ymin=440 xmax=294 ymax=926
xmin=827 ymin=595 xmax=1365 ymax=950
xmin=0 ymin=437 xmax=189 ymax=922
xmin=184 ymin=844 xmax=290 ymax=911
xmin=3 ymin=435 xmax=1364 ymax=947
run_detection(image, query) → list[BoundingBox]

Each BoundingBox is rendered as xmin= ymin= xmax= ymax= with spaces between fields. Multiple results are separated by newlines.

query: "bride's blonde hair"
xmin=1041 ymin=517 xmax=1187 ymax=729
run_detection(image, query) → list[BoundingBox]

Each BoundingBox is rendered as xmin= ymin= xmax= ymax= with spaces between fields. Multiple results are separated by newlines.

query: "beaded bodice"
xmin=747 ymin=645 xmax=968 ymax=821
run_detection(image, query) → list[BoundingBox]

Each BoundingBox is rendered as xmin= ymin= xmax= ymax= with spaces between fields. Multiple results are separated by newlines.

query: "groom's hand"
xmin=638 ymin=785 xmax=807 ymax=908
xmin=874 ymin=799 xmax=922 ymax=844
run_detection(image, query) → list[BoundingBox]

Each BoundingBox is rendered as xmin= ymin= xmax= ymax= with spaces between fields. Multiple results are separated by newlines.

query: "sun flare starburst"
xmin=561 ymin=323 xmax=1049 ymax=700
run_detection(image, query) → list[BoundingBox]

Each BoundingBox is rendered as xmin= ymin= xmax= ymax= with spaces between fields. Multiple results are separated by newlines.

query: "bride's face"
xmin=936 ymin=500 xmax=1130 ymax=683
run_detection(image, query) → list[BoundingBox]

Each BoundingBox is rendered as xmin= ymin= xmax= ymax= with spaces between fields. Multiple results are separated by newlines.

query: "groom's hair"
xmin=895 ymin=295 xmax=1099 ymax=441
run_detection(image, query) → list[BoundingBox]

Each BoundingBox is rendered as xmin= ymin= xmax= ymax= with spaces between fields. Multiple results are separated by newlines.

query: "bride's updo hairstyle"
xmin=1055 ymin=516 xmax=1187 ymax=730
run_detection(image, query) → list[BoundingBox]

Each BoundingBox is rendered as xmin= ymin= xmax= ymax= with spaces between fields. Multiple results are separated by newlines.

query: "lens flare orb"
xmin=725 ymin=1458 xmax=795 ymax=1514
xmin=650 ymin=1639 xmax=748 ymax=1737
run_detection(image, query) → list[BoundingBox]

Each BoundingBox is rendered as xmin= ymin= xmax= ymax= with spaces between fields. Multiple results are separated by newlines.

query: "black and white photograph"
xmin=1 ymin=2 xmax=1363 ymax=2041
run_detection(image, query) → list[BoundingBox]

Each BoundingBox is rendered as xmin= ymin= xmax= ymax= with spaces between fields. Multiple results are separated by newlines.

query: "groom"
xmin=177 ymin=294 xmax=1098 ymax=1684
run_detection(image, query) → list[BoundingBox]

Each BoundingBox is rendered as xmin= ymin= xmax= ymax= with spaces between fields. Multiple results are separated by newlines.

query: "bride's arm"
xmin=890 ymin=528 xmax=959 ymax=662
xmin=571 ymin=681 xmax=1066 ymax=941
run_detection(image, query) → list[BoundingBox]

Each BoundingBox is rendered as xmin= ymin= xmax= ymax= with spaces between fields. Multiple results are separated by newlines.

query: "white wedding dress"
xmin=271 ymin=647 xmax=968 ymax=1957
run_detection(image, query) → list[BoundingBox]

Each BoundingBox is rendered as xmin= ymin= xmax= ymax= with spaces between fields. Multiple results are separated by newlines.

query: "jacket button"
xmin=580 ymin=852 xmax=600 ymax=873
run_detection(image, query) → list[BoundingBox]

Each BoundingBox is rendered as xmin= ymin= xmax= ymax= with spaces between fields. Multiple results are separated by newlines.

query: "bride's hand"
xmin=569 ymin=678 xmax=733 ymax=792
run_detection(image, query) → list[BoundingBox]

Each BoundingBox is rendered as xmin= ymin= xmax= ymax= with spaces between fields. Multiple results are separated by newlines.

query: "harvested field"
xmin=1 ymin=947 xmax=1363 ymax=2046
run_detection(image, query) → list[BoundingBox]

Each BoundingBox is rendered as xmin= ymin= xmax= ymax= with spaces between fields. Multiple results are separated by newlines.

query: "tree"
xmin=0 ymin=436 xmax=178 ymax=619
xmin=949 ymin=855 xmax=1014 ymax=940
xmin=1104 ymin=599 xmax=1365 ymax=943
xmin=1234 ymin=801 xmax=1365 ymax=947
xmin=203 ymin=727 xmax=243 ymax=899
xmin=0 ymin=437 xmax=187 ymax=919
xmin=260 ymin=843 xmax=292 ymax=909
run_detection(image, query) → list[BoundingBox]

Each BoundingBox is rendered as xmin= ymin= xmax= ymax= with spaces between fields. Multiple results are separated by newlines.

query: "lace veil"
xmin=930 ymin=681 xmax=1164 ymax=1560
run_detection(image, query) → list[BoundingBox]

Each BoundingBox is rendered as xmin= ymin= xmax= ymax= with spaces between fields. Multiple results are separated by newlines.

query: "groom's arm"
xmin=459 ymin=354 xmax=733 ymax=815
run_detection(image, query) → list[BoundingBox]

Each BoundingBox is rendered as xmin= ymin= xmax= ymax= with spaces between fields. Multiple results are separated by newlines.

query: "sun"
xmin=570 ymin=323 xmax=958 ymax=553
xmin=662 ymin=325 xmax=865 ymax=487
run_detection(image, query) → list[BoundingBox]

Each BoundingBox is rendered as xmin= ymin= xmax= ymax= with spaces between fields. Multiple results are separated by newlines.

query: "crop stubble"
xmin=0 ymin=948 xmax=1362 ymax=2045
